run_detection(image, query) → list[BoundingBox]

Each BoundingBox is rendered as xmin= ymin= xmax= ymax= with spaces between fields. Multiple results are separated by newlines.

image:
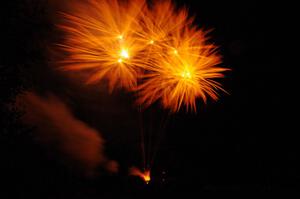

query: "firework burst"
xmin=58 ymin=0 xmax=228 ymax=112
xmin=59 ymin=0 xmax=147 ymax=91
xmin=135 ymin=1 xmax=191 ymax=54
xmin=136 ymin=15 xmax=228 ymax=112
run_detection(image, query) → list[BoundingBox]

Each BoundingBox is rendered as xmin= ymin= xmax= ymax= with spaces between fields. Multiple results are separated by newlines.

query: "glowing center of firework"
xmin=120 ymin=49 xmax=129 ymax=59
xmin=181 ymin=69 xmax=192 ymax=79
xmin=174 ymin=49 xmax=178 ymax=54
xmin=118 ymin=49 xmax=130 ymax=63
xmin=149 ymin=40 xmax=154 ymax=44
xmin=117 ymin=35 xmax=124 ymax=40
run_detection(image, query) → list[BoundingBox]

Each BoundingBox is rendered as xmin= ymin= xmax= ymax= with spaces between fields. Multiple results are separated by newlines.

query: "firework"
xmin=134 ymin=0 xmax=191 ymax=57
xmin=59 ymin=0 xmax=147 ymax=91
xmin=137 ymin=25 xmax=228 ymax=112
xmin=58 ymin=0 xmax=229 ymax=183
xmin=59 ymin=0 xmax=227 ymax=111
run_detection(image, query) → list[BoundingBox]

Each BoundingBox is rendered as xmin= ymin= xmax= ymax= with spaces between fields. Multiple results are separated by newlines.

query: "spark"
xmin=143 ymin=170 xmax=151 ymax=184
xmin=120 ymin=49 xmax=129 ymax=59
xmin=129 ymin=167 xmax=151 ymax=184
xmin=181 ymin=68 xmax=192 ymax=79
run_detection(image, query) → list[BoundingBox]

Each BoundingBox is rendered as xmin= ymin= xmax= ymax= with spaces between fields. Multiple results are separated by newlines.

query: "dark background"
xmin=0 ymin=0 xmax=287 ymax=197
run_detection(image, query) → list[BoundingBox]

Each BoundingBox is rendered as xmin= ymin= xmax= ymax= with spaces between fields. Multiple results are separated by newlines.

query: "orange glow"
xmin=58 ymin=0 xmax=228 ymax=111
xmin=120 ymin=49 xmax=129 ymax=59
xmin=130 ymin=167 xmax=151 ymax=184
xmin=136 ymin=17 xmax=228 ymax=112
xmin=59 ymin=0 xmax=147 ymax=91
xmin=118 ymin=35 xmax=124 ymax=40
xmin=143 ymin=170 xmax=151 ymax=184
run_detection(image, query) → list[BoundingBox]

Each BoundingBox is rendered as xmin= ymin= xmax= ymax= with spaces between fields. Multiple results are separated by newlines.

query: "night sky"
xmin=0 ymin=0 xmax=287 ymax=197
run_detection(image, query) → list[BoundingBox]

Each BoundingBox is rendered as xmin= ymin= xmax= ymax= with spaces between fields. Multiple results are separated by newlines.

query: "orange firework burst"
xmin=135 ymin=1 xmax=191 ymax=54
xmin=58 ymin=0 xmax=228 ymax=111
xmin=136 ymin=3 xmax=228 ymax=112
xmin=59 ymin=0 xmax=147 ymax=91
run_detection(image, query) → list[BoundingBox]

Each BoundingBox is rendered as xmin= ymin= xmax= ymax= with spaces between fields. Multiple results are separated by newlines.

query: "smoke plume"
xmin=15 ymin=91 xmax=118 ymax=176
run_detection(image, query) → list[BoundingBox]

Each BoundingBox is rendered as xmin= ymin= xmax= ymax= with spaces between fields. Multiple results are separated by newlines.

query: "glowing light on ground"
xmin=143 ymin=170 xmax=151 ymax=184
xmin=130 ymin=167 xmax=151 ymax=184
